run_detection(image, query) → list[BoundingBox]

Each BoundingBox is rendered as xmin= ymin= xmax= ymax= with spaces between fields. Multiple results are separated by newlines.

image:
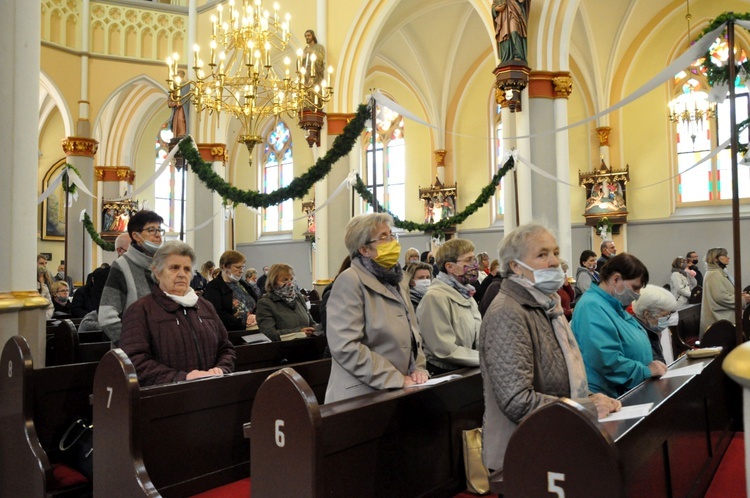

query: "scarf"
xmin=509 ymin=275 xmax=589 ymax=398
xmin=164 ymin=287 xmax=199 ymax=307
xmin=435 ymin=271 xmax=475 ymax=299
xmin=358 ymin=255 xmax=404 ymax=287
xmin=273 ymin=284 xmax=299 ymax=307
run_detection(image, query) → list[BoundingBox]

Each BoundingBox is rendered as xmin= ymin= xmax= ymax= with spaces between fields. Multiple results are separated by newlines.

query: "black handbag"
xmin=59 ymin=418 xmax=94 ymax=480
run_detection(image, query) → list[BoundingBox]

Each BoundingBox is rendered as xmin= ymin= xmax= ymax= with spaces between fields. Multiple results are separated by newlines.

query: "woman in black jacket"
xmin=203 ymin=251 xmax=259 ymax=332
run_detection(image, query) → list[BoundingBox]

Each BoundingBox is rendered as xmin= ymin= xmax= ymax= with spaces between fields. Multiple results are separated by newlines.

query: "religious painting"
xmin=101 ymin=199 xmax=140 ymax=238
xmin=419 ymin=178 xmax=457 ymax=225
xmin=579 ymin=160 xmax=630 ymax=228
xmin=41 ymin=159 xmax=68 ymax=241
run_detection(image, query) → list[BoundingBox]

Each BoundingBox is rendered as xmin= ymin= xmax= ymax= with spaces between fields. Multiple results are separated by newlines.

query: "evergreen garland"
xmin=178 ymin=104 xmax=370 ymax=208
xmin=695 ymin=12 xmax=750 ymax=87
xmin=353 ymin=155 xmax=515 ymax=237
xmin=62 ymin=163 xmax=81 ymax=195
xmin=82 ymin=212 xmax=115 ymax=252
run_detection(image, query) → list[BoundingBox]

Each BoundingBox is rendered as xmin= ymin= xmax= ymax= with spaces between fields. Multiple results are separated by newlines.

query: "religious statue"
xmin=302 ymin=30 xmax=326 ymax=89
xmin=492 ymin=0 xmax=530 ymax=64
xmin=168 ymin=69 xmax=189 ymax=137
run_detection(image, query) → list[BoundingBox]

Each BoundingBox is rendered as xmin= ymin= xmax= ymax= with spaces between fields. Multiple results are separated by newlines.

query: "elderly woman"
xmin=670 ymin=257 xmax=692 ymax=307
xmin=203 ymin=251 xmax=259 ymax=332
xmin=119 ymin=241 xmax=236 ymax=386
xmin=480 ymin=223 xmax=620 ymax=472
xmin=417 ymin=238 xmax=481 ymax=375
xmin=326 ymin=213 xmax=429 ymax=403
xmin=572 ymin=253 xmax=667 ymax=397
xmin=255 ymin=263 xmax=316 ymax=341
xmin=405 ymin=261 xmax=433 ymax=309
xmin=632 ymin=285 xmax=678 ymax=365
xmin=700 ymin=247 xmax=749 ymax=337
xmin=403 ymin=247 xmax=420 ymax=269
xmin=51 ymin=280 xmax=72 ymax=315
xmin=244 ymin=268 xmax=261 ymax=296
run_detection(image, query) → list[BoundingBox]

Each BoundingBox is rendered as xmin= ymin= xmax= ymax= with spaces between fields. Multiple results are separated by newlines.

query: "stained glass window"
xmin=363 ymin=105 xmax=405 ymax=220
xmin=262 ymin=121 xmax=293 ymax=232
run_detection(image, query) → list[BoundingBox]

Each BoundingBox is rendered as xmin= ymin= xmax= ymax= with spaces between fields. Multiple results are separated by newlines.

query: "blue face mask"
xmin=656 ymin=316 xmax=671 ymax=329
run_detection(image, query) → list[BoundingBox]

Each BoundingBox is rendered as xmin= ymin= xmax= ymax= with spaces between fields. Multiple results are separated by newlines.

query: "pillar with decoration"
xmin=194 ymin=143 xmax=228 ymax=263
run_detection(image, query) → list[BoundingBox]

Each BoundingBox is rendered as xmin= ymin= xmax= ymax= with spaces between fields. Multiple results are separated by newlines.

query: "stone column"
xmin=0 ymin=0 xmax=47 ymax=362
xmin=196 ymin=144 xmax=227 ymax=263
xmin=62 ymin=137 xmax=98 ymax=287
xmin=552 ymin=74 xmax=573 ymax=267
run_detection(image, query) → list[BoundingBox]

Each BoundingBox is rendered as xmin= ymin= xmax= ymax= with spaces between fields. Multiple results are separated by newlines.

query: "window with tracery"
xmin=154 ymin=121 xmax=183 ymax=233
xmin=363 ymin=105 xmax=405 ymax=220
xmin=262 ymin=121 xmax=294 ymax=233
xmin=674 ymin=37 xmax=750 ymax=205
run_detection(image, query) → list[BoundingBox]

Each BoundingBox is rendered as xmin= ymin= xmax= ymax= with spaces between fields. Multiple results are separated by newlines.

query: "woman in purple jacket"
xmin=120 ymin=240 xmax=235 ymax=386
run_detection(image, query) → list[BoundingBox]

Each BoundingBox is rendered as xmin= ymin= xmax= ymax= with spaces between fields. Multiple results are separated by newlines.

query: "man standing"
xmin=686 ymin=250 xmax=704 ymax=287
xmin=256 ymin=265 xmax=270 ymax=296
xmin=99 ymin=210 xmax=164 ymax=344
xmin=53 ymin=262 xmax=75 ymax=292
xmin=596 ymin=240 xmax=616 ymax=272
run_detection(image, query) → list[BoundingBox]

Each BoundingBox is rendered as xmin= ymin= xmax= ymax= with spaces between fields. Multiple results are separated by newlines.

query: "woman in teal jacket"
xmin=571 ymin=253 xmax=667 ymax=397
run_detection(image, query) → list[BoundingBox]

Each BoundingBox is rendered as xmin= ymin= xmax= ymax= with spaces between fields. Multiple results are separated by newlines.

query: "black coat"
xmin=203 ymin=276 xmax=259 ymax=332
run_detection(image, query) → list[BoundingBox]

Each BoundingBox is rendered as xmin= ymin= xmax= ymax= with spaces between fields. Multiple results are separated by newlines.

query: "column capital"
xmin=197 ymin=143 xmax=228 ymax=163
xmin=327 ymin=113 xmax=356 ymax=136
xmin=62 ymin=137 xmax=99 ymax=158
xmin=434 ymin=149 xmax=447 ymax=167
xmin=95 ymin=166 xmax=135 ymax=184
xmin=528 ymin=71 xmax=573 ymax=99
xmin=596 ymin=126 xmax=612 ymax=147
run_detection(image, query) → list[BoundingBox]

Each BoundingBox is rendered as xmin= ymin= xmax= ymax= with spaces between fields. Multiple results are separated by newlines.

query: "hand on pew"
xmin=648 ymin=360 xmax=667 ymax=377
xmin=590 ymin=392 xmax=621 ymax=419
xmin=403 ymin=369 xmax=429 ymax=387
xmin=186 ymin=367 xmax=225 ymax=380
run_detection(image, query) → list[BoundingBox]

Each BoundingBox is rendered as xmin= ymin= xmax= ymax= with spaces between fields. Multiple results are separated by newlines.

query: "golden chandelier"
xmin=166 ymin=0 xmax=333 ymax=166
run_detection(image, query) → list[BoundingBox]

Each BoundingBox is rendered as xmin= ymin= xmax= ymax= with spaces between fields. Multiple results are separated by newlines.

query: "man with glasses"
xmin=99 ymin=210 xmax=165 ymax=344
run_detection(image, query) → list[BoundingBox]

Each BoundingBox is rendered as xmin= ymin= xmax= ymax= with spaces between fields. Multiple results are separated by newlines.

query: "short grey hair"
xmin=632 ymin=285 xmax=677 ymax=317
xmin=497 ymin=223 xmax=553 ymax=277
xmin=151 ymin=240 xmax=196 ymax=283
xmin=705 ymin=247 xmax=728 ymax=265
xmin=344 ymin=213 xmax=394 ymax=259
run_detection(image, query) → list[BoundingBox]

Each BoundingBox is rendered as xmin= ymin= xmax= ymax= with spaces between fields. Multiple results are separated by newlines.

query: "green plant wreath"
xmin=82 ymin=212 xmax=115 ymax=252
xmin=695 ymin=12 xmax=750 ymax=87
xmin=596 ymin=217 xmax=613 ymax=234
xmin=62 ymin=163 xmax=81 ymax=196
xmin=178 ymin=103 xmax=370 ymax=208
xmin=353 ymin=155 xmax=515 ymax=238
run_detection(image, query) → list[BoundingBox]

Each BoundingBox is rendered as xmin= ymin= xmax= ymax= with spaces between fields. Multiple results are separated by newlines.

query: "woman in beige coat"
xmin=325 ymin=213 xmax=429 ymax=403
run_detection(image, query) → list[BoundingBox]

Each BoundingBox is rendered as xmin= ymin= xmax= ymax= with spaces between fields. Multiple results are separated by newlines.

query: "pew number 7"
xmin=275 ymin=419 xmax=285 ymax=447
xmin=548 ymin=472 xmax=565 ymax=497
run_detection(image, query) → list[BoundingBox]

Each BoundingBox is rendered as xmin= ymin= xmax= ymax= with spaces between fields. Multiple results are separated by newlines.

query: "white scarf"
xmin=164 ymin=287 xmax=199 ymax=308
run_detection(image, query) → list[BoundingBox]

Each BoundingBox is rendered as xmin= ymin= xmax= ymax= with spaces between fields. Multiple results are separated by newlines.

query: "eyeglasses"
xmin=140 ymin=227 xmax=166 ymax=236
xmin=57 ymin=289 xmax=69 ymax=294
xmin=231 ymin=264 xmax=246 ymax=271
xmin=365 ymin=232 xmax=399 ymax=245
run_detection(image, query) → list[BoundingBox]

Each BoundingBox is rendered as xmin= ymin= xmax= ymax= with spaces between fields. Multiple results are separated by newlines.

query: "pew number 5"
xmin=275 ymin=419 xmax=285 ymax=447
xmin=548 ymin=472 xmax=565 ymax=497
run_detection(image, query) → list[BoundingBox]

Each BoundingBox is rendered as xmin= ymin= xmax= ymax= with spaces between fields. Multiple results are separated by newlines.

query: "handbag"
xmin=59 ymin=418 xmax=94 ymax=480
xmin=462 ymin=427 xmax=490 ymax=494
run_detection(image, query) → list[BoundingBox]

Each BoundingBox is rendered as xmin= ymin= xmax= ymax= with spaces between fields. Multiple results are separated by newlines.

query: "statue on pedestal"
xmin=492 ymin=0 xmax=530 ymax=64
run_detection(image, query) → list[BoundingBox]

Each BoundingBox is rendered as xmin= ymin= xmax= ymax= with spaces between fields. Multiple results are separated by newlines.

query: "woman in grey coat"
xmin=255 ymin=263 xmax=316 ymax=341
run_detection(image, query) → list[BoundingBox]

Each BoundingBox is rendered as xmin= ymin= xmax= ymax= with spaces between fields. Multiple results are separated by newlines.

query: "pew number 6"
xmin=275 ymin=419 xmax=285 ymax=447
xmin=548 ymin=472 xmax=565 ymax=497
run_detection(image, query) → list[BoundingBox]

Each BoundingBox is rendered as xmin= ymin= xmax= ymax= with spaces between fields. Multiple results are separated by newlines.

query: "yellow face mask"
xmin=372 ymin=240 xmax=401 ymax=269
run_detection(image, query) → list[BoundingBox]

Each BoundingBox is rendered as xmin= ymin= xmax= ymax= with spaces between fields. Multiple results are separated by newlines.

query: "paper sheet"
xmin=599 ymin=403 xmax=653 ymax=422
xmin=404 ymin=374 xmax=461 ymax=388
xmin=660 ymin=362 xmax=705 ymax=379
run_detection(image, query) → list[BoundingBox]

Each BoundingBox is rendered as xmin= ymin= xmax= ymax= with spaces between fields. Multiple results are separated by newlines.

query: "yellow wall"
xmin=38 ymin=108 xmax=67 ymax=263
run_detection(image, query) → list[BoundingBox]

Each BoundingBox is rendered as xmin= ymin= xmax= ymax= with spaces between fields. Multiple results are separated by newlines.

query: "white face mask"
xmin=142 ymin=239 xmax=163 ymax=255
xmin=614 ymin=282 xmax=639 ymax=307
xmin=226 ymin=270 xmax=241 ymax=282
xmin=514 ymin=259 xmax=566 ymax=294
xmin=413 ymin=279 xmax=431 ymax=294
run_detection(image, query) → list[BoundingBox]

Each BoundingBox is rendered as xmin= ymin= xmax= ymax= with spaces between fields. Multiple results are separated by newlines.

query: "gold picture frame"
xmin=41 ymin=159 xmax=68 ymax=241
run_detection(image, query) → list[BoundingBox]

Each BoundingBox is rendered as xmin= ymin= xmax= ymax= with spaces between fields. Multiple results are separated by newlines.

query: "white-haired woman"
xmin=632 ymin=285 xmax=678 ymax=364
xmin=325 ymin=213 xmax=429 ymax=403
xmin=480 ymin=223 xmax=620 ymax=473
xmin=120 ymin=241 xmax=236 ymax=386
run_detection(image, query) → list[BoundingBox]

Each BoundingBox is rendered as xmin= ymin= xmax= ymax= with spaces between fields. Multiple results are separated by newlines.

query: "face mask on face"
xmin=428 ymin=256 xmax=435 ymax=265
xmin=409 ymin=258 xmax=419 ymax=264
xmin=454 ymin=261 xmax=480 ymax=285
xmin=57 ymin=272 xmax=65 ymax=279
xmin=614 ymin=281 xmax=639 ymax=307
xmin=226 ymin=270 xmax=241 ymax=282
xmin=142 ymin=239 xmax=163 ymax=255
xmin=413 ymin=279 xmax=431 ymax=294
xmin=657 ymin=315 xmax=671 ymax=329
xmin=371 ymin=240 xmax=401 ymax=269
xmin=514 ymin=259 xmax=566 ymax=294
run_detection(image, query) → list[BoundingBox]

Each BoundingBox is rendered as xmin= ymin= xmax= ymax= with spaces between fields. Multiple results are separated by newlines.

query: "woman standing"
xmin=480 ymin=223 xmax=620 ymax=472
xmin=669 ymin=257 xmax=691 ymax=307
xmin=700 ymin=247 xmax=749 ymax=337
xmin=203 ymin=251 xmax=258 ymax=332
xmin=255 ymin=264 xmax=316 ymax=341
xmin=571 ymin=253 xmax=667 ymax=397
xmin=326 ymin=213 xmax=429 ymax=403
xmin=119 ymin=241 xmax=235 ymax=386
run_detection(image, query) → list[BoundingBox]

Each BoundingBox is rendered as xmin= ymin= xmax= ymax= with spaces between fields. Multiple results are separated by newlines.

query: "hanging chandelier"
xmin=166 ymin=0 xmax=333 ymax=166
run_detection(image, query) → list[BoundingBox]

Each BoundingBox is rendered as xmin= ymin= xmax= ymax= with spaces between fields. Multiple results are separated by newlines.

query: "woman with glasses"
xmin=203 ymin=250 xmax=259 ymax=332
xmin=572 ymin=253 xmax=667 ymax=397
xmin=255 ymin=263 xmax=316 ymax=341
xmin=632 ymin=285 xmax=677 ymax=365
xmin=416 ymin=238 xmax=481 ymax=375
xmin=51 ymin=280 xmax=72 ymax=315
xmin=325 ymin=213 xmax=429 ymax=403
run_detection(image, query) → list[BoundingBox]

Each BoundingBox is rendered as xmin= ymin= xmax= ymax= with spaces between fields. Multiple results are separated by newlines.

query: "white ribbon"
xmin=516 ymin=155 xmax=579 ymax=187
xmin=291 ymin=171 xmax=358 ymax=222
xmin=110 ymin=136 xmax=189 ymax=201
xmin=79 ymin=209 xmax=88 ymax=222
xmin=66 ymin=167 xmax=96 ymax=199
xmin=37 ymin=165 xmax=96 ymax=204
xmin=185 ymin=208 xmax=222 ymax=232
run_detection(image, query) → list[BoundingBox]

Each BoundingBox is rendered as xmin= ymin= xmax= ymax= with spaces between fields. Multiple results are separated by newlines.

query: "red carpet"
xmin=706 ymin=433 xmax=746 ymax=498
xmin=189 ymin=478 xmax=251 ymax=498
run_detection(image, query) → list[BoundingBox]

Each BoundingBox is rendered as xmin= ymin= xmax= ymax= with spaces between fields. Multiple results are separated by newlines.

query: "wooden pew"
xmin=233 ymin=334 xmax=327 ymax=370
xmin=250 ymin=367 xmax=484 ymax=497
xmin=496 ymin=325 xmax=738 ymax=498
xmin=92 ymin=349 xmax=331 ymax=497
xmin=46 ymin=319 xmax=111 ymax=367
xmin=0 ymin=335 xmax=98 ymax=497
xmin=669 ymin=302 xmax=701 ymax=356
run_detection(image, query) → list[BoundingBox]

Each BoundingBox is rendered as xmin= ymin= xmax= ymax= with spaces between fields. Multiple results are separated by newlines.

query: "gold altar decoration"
xmin=579 ymin=159 xmax=629 ymax=231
